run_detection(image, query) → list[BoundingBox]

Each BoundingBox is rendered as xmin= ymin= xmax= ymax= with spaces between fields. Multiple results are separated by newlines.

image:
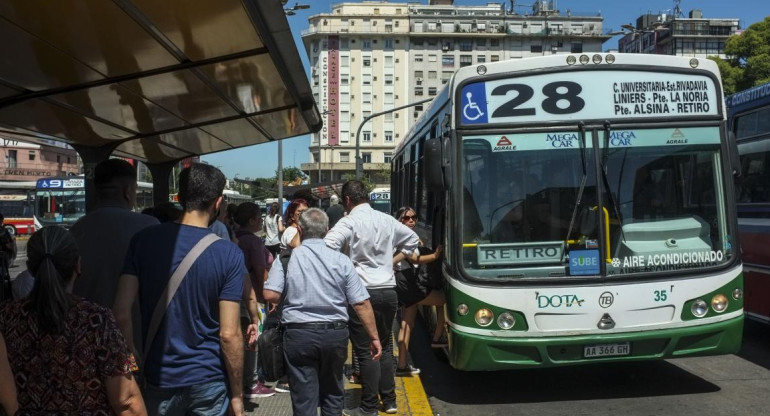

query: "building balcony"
xmin=302 ymin=25 xmax=409 ymax=36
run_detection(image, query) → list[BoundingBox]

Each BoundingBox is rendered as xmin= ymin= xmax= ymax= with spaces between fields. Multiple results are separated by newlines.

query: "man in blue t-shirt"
xmin=114 ymin=163 xmax=247 ymax=416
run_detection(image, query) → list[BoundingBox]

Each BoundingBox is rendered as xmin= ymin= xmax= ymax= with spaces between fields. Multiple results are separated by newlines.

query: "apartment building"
xmin=301 ymin=0 xmax=610 ymax=185
xmin=618 ymin=9 xmax=740 ymax=58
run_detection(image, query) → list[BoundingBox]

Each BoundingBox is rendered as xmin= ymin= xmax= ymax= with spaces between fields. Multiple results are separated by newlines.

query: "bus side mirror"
xmin=728 ymin=131 xmax=741 ymax=178
xmin=425 ymin=135 xmax=451 ymax=191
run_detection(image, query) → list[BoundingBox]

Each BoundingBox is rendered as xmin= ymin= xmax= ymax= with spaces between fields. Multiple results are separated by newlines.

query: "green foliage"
xmin=713 ymin=17 xmax=770 ymax=94
xmin=341 ymin=173 xmax=375 ymax=193
xmin=275 ymin=166 xmax=307 ymax=183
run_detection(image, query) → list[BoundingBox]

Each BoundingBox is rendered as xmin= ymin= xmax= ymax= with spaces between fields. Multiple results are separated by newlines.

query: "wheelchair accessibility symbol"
xmin=463 ymin=92 xmax=484 ymax=121
xmin=461 ymin=83 xmax=488 ymax=124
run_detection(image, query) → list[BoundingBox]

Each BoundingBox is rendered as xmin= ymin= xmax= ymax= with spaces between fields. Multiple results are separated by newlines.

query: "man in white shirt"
xmin=325 ymin=180 xmax=419 ymax=416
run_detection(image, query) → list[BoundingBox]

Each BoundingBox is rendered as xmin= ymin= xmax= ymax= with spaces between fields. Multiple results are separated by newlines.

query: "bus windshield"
xmin=461 ymin=126 xmax=733 ymax=279
xmin=35 ymin=189 xmax=86 ymax=227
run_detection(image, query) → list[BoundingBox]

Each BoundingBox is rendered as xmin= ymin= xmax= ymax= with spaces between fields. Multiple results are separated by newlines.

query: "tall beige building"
xmin=301 ymin=0 xmax=610 ymax=185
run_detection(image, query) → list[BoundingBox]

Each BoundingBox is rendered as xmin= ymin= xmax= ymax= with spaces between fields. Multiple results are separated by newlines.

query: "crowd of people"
xmin=0 ymin=161 xmax=446 ymax=416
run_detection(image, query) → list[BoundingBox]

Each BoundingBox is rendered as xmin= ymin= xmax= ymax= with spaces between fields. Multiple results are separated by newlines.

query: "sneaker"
xmin=342 ymin=408 xmax=378 ymax=416
xmin=348 ymin=373 xmax=361 ymax=384
xmin=395 ymin=364 xmax=421 ymax=376
xmin=244 ymin=381 xmax=275 ymax=398
xmin=383 ymin=402 xmax=398 ymax=414
xmin=274 ymin=382 xmax=290 ymax=393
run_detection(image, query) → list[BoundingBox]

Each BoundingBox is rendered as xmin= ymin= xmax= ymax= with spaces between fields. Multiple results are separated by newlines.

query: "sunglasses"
xmin=402 ymin=215 xmax=418 ymax=221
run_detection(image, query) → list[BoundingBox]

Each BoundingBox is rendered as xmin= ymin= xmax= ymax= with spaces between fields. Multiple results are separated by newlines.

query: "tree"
xmin=341 ymin=173 xmax=375 ymax=194
xmin=275 ymin=166 xmax=307 ymax=185
xmin=710 ymin=17 xmax=770 ymax=94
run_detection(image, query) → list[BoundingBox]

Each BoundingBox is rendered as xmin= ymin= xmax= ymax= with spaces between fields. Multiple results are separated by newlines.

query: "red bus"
xmin=0 ymin=181 xmax=36 ymax=236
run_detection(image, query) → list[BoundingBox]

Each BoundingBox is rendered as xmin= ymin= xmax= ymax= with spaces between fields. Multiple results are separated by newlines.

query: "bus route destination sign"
xmin=36 ymin=178 xmax=84 ymax=189
xmin=370 ymin=192 xmax=390 ymax=201
xmin=460 ymin=71 xmax=718 ymax=125
xmin=477 ymin=241 xmax=564 ymax=266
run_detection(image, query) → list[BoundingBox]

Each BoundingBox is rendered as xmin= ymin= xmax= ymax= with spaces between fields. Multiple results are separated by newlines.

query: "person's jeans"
xmin=348 ymin=287 xmax=398 ymax=413
xmin=283 ymin=326 xmax=349 ymax=416
xmin=144 ymin=380 xmax=229 ymax=416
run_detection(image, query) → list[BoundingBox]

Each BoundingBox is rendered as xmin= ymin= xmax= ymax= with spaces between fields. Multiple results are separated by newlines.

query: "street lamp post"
xmin=355 ymin=97 xmax=433 ymax=179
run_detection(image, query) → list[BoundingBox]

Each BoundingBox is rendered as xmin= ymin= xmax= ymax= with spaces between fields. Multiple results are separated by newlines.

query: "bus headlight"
xmin=475 ymin=309 xmax=494 ymax=326
xmin=732 ymin=288 xmax=743 ymax=300
xmin=711 ymin=294 xmax=728 ymax=313
xmin=566 ymin=55 xmax=577 ymax=65
xmin=497 ymin=312 xmax=515 ymax=329
xmin=579 ymin=54 xmax=590 ymax=64
xmin=592 ymin=54 xmax=602 ymax=64
xmin=691 ymin=299 xmax=708 ymax=317
xmin=605 ymin=54 xmax=616 ymax=64
xmin=690 ymin=58 xmax=699 ymax=68
xmin=457 ymin=304 xmax=469 ymax=316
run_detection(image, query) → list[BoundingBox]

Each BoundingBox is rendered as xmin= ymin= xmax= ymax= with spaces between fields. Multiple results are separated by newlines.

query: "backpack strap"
xmin=144 ymin=233 xmax=220 ymax=355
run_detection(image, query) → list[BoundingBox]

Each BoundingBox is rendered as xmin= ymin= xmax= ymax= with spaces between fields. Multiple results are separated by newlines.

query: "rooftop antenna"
xmin=673 ymin=0 xmax=683 ymax=17
xmin=509 ymin=0 xmax=515 ymax=14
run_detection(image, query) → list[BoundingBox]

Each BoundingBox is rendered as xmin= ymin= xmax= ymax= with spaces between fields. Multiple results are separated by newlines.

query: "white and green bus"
xmin=392 ymin=53 xmax=743 ymax=370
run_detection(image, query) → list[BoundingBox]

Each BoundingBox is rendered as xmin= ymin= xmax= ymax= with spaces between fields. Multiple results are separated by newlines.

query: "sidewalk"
xmin=245 ymin=336 xmax=433 ymax=415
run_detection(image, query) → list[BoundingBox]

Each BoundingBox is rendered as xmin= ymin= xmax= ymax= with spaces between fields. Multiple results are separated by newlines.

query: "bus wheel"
xmin=4 ymin=225 xmax=15 ymax=237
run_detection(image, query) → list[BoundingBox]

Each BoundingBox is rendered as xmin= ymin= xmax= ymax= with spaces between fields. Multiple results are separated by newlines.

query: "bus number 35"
xmin=491 ymin=81 xmax=585 ymax=117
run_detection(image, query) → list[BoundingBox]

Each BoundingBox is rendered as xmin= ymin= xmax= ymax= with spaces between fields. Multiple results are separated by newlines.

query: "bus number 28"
xmin=490 ymin=81 xmax=585 ymax=117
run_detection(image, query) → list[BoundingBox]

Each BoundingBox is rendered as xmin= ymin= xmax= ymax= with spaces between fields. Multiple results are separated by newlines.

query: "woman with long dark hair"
xmin=280 ymin=199 xmax=309 ymax=250
xmin=264 ymin=202 xmax=284 ymax=257
xmin=392 ymin=206 xmax=446 ymax=376
xmin=0 ymin=227 xmax=146 ymax=415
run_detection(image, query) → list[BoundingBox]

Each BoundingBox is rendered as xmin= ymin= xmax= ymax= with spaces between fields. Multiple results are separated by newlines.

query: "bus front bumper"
xmin=447 ymin=315 xmax=744 ymax=371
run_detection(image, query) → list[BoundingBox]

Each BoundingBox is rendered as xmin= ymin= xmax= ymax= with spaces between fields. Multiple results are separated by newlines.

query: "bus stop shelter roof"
xmin=0 ymin=0 xmax=321 ymax=164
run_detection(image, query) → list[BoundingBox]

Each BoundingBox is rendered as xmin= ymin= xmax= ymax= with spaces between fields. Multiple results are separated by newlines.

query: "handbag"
xmin=257 ymin=247 xmax=292 ymax=381
xmin=417 ymin=246 xmax=444 ymax=290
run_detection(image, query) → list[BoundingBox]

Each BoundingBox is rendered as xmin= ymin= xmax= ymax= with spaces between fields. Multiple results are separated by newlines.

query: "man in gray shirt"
xmin=71 ymin=158 xmax=159 ymax=359
xmin=264 ymin=208 xmax=381 ymax=416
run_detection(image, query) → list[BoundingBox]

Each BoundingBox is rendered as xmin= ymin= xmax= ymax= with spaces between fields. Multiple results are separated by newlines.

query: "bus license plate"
xmin=583 ymin=343 xmax=630 ymax=358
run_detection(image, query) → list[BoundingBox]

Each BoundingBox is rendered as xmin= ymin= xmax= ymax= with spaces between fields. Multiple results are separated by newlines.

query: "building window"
xmin=385 ymin=38 xmax=394 ymax=49
xmin=491 ymin=39 xmax=500 ymax=47
xmin=362 ymin=153 xmax=372 ymax=163
xmin=312 ymin=152 xmax=319 ymax=163
xmin=531 ymin=45 xmax=543 ymax=53
xmin=428 ymin=71 xmax=437 ymax=79
xmin=570 ymin=42 xmax=583 ymax=53
xmin=340 ymin=152 xmax=350 ymax=163
xmin=385 ymin=56 xmax=394 ymax=68
xmin=415 ymin=87 xmax=424 ymax=96
xmin=341 ymin=56 xmax=349 ymax=67
xmin=442 ymin=70 xmax=453 ymax=84
xmin=491 ymin=55 xmax=500 ymax=62
xmin=460 ymin=40 xmax=473 ymax=51
xmin=428 ymin=87 xmax=437 ymax=96
xmin=428 ymin=54 xmax=437 ymax=62
xmin=442 ymin=55 xmax=454 ymax=67
xmin=460 ymin=55 xmax=472 ymax=67
xmin=363 ymin=58 xmax=371 ymax=67
xmin=363 ymin=92 xmax=371 ymax=104
xmin=362 ymin=39 xmax=372 ymax=49
xmin=384 ymin=153 xmax=393 ymax=163
xmin=28 ymin=150 xmax=35 ymax=161
xmin=341 ymin=76 xmax=349 ymax=85
xmin=9 ymin=150 xmax=17 ymax=168
xmin=477 ymin=38 xmax=487 ymax=47
xmin=363 ymin=74 xmax=371 ymax=85
xmin=415 ymin=54 xmax=423 ymax=62
xmin=477 ymin=55 xmax=486 ymax=63
xmin=385 ymin=74 xmax=393 ymax=85
xmin=341 ymin=38 xmax=349 ymax=49
xmin=385 ymin=131 xmax=393 ymax=142
xmin=415 ymin=70 xmax=424 ymax=78
xmin=415 ymin=104 xmax=424 ymax=112
xmin=363 ymin=131 xmax=371 ymax=142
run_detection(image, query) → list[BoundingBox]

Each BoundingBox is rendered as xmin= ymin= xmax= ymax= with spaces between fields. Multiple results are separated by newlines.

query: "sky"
xmin=201 ymin=0 xmax=765 ymax=180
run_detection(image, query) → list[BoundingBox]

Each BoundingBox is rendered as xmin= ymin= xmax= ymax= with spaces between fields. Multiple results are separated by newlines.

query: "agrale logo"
xmin=494 ymin=136 xmax=516 ymax=151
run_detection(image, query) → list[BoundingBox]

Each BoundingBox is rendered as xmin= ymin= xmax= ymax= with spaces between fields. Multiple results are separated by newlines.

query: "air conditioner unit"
xmin=374 ymin=58 xmax=377 ymax=62
xmin=416 ymin=77 xmax=423 ymax=82
xmin=395 ymin=58 xmax=399 ymax=63
xmin=395 ymin=95 xmax=399 ymax=99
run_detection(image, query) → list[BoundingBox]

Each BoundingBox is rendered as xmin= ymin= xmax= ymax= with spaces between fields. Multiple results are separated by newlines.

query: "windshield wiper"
xmin=601 ymin=121 xmax=626 ymax=244
xmin=562 ymin=122 xmax=588 ymax=261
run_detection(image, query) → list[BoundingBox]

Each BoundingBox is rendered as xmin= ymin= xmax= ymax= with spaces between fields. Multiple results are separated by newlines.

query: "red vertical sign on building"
xmin=327 ymin=35 xmax=339 ymax=146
